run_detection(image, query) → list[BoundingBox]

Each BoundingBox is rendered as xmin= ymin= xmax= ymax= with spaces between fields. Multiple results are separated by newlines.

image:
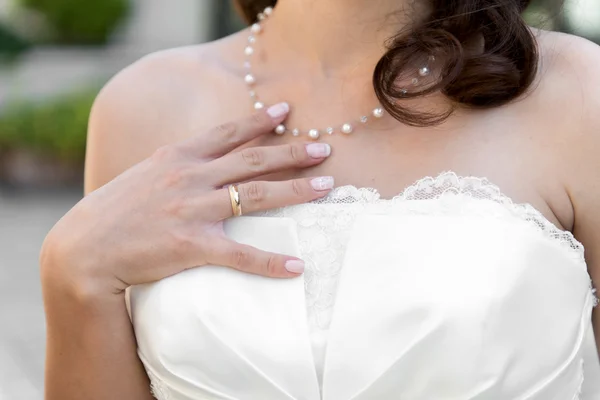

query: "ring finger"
xmin=211 ymin=176 xmax=335 ymax=220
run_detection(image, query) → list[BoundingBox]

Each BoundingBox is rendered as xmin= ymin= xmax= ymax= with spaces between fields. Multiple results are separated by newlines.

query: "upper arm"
xmin=557 ymin=34 xmax=600 ymax=346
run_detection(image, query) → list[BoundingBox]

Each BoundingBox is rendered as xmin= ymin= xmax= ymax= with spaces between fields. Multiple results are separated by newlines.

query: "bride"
xmin=40 ymin=0 xmax=600 ymax=399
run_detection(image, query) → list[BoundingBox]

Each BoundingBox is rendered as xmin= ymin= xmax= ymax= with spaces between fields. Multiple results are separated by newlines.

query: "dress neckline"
xmin=276 ymin=170 xmax=586 ymax=262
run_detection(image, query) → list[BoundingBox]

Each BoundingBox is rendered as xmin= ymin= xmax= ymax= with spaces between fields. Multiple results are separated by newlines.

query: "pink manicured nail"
xmin=306 ymin=143 xmax=331 ymax=158
xmin=311 ymin=176 xmax=335 ymax=191
xmin=266 ymin=102 xmax=290 ymax=119
xmin=285 ymin=260 xmax=305 ymax=274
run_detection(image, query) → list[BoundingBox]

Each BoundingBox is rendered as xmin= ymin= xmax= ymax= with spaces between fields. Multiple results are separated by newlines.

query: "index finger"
xmin=180 ymin=102 xmax=290 ymax=159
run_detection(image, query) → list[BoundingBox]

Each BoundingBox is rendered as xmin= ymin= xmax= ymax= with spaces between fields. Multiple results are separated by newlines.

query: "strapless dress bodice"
xmin=128 ymin=172 xmax=600 ymax=400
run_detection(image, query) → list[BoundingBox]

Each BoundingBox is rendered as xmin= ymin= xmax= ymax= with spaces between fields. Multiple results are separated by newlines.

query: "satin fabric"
xmin=128 ymin=181 xmax=599 ymax=400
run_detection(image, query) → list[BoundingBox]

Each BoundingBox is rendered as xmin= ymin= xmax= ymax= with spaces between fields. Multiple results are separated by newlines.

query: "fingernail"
xmin=285 ymin=260 xmax=305 ymax=274
xmin=266 ymin=102 xmax=290 ymax=119
xmin=306 ymin=143 xmax=331 ymax=158
xmin=311 ymin=176 xmax=335 ymax=191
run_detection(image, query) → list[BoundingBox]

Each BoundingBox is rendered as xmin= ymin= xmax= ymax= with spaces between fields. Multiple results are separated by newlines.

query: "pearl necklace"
xmin=242 ymin=6 xmax=385 ymax=140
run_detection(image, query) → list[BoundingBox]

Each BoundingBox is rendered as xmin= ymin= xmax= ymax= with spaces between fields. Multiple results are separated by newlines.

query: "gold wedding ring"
xmin=228 ymin=184 xmax=243 ymax=217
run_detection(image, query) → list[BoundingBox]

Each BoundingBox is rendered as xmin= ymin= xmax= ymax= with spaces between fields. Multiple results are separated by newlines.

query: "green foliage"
xmin=0 ymin=89 xmax=99 ymax=163
xmin=18 ymin=0 xmax=130 ymax=45
xmin=0 ymin=24 xmax=30 ymax=59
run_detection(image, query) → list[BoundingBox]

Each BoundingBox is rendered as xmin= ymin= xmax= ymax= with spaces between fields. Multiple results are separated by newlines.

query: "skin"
xmin=41 ymin=0 xmax=600 ymax=398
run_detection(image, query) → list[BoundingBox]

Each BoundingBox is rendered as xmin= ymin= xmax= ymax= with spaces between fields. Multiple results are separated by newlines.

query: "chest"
xmin=176 ymin=74 xmax=571 ymax=228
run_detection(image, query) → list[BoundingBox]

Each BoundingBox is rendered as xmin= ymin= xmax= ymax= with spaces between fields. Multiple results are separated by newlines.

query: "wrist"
xmin=40 ymin=228 xmax=120 ymax=305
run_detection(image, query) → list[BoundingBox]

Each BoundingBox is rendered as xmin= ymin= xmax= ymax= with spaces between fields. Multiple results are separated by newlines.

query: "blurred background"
xmin=0 ymin=0 xmax=599 ymax=398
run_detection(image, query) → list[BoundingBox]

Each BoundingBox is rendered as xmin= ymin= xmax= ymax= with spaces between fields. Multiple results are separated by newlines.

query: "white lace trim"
xmin=260 ymin=198 xmax=357 ymax=330
xmin=316 ymin=171 xmax=585 ymax=260
xmin=259 ymin=171 xmax=591 ymax=333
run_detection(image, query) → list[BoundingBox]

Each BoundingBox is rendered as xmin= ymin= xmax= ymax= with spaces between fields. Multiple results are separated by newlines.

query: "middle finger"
xmin=207 ymin=142 xmax=332 ymax=188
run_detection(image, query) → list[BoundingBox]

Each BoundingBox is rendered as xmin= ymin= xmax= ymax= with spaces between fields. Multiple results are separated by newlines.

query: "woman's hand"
xmin=41 ymin=102 xmax=333 ymax=297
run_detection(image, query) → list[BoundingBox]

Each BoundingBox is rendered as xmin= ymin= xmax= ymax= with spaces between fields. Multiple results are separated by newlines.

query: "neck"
xmin=266 ymin=0 xmax=416 ymax=74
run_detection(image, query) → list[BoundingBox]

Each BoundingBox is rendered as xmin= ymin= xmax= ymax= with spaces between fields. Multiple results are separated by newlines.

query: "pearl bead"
xmin=245 ymin=74 xmax=255 ymax=85
xmin=308 ymin=129 xmax=320 ymax=139
xmin=418 ymin=66 xmax=430 ymax=77
xmin=244 ymin=9 xmax=393 ymax=141
xmin=251 ymin=23 xmax=261 ymax=34
xmin=429 ymin=55 xmax=436 ymax=62
xmin=400 ymin=88 xmax=408 ymax=96
xmin=275 ymin=124 xmax=286 ymax=135
xmin=411 ymin=77 xmax=419 ymax=85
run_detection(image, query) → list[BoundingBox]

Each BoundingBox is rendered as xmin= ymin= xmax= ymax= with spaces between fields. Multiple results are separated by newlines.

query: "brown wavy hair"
xmin=234 ymin=0 xmax=538 ymax=126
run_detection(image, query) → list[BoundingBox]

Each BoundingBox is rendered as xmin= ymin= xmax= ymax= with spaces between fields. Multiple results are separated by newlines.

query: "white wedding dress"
xmin=127 ymin=171 xmax=600 ymax=400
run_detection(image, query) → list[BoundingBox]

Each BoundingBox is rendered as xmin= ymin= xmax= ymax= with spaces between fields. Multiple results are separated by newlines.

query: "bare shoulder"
xmin=534 ymin=31 xmax=600 ymax=277
xmin=533 ymin=29 xmax=600 ymax=117
xmin=528 ymin=30 xmax=600 ymax=190
xmin=538 ymin=32 xmax=600 ymax=186
xmin=85 ymin=32 xmax=246 ymax=193
xmin=527 ymin=29 xmax=600 ymax=119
